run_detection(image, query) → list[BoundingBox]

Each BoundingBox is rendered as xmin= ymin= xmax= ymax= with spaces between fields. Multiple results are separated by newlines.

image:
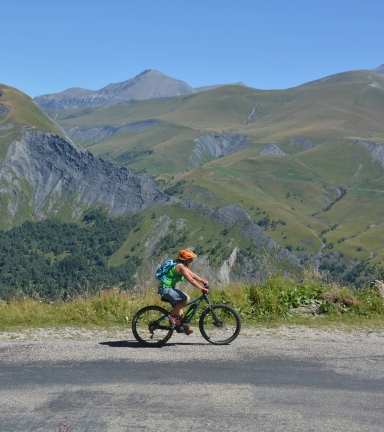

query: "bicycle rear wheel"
xmin=199 ymin=304 xmax=241 ymax=345
xmin=132 ymin=305 xmax=173 ymax=347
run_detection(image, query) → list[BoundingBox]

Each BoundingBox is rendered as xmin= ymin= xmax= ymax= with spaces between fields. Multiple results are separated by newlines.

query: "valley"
xmin=38 ymin=69 xmax=384 ymax=284
xmin=1 ymin=66 xmax=384 ymax=297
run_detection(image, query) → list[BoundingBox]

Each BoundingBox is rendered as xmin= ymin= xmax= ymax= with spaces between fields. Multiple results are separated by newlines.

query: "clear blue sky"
xmin=2 ymin=0 xmax=384 ymax=98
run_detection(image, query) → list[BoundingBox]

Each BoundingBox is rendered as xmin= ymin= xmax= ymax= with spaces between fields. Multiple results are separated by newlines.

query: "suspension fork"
xmin=203 ymin=295 xmax=223 ymax=327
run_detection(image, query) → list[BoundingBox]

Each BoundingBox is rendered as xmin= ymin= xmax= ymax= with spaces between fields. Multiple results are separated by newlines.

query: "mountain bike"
xmin=131 ymin=290 xmax=241 ymax=347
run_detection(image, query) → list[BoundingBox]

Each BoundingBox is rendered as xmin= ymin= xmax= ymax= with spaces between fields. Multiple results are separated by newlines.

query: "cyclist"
xmin=159 ymin=249 xmax=209 ymax=331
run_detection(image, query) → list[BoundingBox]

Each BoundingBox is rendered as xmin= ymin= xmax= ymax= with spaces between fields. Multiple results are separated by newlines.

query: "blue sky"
xmin=2 ymin=0 xmax=384 ymax=98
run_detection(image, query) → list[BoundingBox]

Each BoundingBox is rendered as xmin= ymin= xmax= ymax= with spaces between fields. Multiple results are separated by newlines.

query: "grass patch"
xmin=1 ymin=277 xmax=383 ymax=331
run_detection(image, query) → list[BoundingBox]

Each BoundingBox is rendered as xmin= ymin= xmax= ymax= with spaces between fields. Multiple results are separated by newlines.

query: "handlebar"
xmin=202 ymin=283 xmax=210 ymax=294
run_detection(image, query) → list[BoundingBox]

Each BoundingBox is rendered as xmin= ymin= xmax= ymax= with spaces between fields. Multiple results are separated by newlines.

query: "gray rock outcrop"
xmin=192 ymin=134 xmax=248 ymax=166
xmin=0 ymin=104 xmax=8 ymax=117
xmin=371 ymin=280 xmax=384 ymax=297
xmin=68 ymin=119 xmax=160 ymax=144
xmin=0 ymin=131 xmax=173 ymax=223
xmin=260 ymin=144 xmax=286 ymax=156
xmin=359 ymin=141 xmax=384 ymax=167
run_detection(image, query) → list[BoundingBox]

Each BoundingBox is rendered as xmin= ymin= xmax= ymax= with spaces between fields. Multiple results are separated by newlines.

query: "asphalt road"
xmin=1 ymin=327 xmax=384 ymax=431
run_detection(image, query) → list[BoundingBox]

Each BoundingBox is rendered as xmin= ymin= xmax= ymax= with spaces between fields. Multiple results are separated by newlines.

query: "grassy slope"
xmin=36 ymin=71 xmax=384 ymax=266
xmin=49 ymin=70 xmax=384 ymax=173
xmin=0 ymin=84 xmax=62 ymax=159
xmin=0 ymin=85 xmax=75 ymax=230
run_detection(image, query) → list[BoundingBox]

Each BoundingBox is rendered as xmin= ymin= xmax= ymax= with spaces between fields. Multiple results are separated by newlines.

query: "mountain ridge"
xmin=0 ymin=84 xmax=302 ymax=291
xmin=3 ymin=64 xmax=384 ymax=287
xmin=34 ymin=69 xmax=247 ymax=110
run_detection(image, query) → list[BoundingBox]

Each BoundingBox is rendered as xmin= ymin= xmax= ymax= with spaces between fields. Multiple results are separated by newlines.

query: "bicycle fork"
xmin=206 ymin=303 xmax=223 ymax=328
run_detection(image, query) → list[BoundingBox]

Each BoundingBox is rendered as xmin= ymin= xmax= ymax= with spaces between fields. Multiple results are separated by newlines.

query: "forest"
xmin=0 ymin=209 xmax=142 ymax=300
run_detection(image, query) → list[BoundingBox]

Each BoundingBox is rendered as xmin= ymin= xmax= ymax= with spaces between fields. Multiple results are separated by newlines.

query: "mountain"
xmin=42 ymin=67 xmax=384 ymax=285
xmin=0 ymin=84 xmax=172 ymax=229
xmin=371 ymin=64 xmax=384 ymax=75
xmin=34 ymin=70 xmax=246 ymax=110
xmin=3 ymin=65 xmax=384 ymax=289
xmin=48 ymin=69 xmax=384 ymax=175
xmin=0 ymin=83 xmax=301 ymax=295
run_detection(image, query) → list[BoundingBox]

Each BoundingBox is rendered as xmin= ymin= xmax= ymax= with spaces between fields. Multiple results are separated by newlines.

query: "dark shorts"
xmin=162 ymin=287 xmax=188 ymax=304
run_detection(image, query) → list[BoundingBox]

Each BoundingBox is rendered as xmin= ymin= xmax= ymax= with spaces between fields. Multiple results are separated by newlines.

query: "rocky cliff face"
xmin=0 ymin=131 xmax=173 ymax=226
xmin=181 ymin=199 xmax=302 ymax=283
xmin=191 ymin=134 xmax=248 ymax=166
xmin=68 ymin=120 xmax=160 ymax=145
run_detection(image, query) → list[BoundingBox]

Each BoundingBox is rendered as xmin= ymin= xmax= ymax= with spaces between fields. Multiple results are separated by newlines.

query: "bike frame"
xmin=159 ymin=292 xmax=218 ymax=328
xmin=180 ymin=292 xmax=210 ymax=325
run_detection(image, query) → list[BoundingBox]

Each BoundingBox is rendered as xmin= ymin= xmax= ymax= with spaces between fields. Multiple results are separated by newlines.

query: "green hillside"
xmin=0 ymin=84 xmax=62 ymax=159
xmin=0 ymin=83 xmax=302 ymax=297
xmin=46 ymin=70 xmax=384 ymax=175
xmin=44 ymin=69 xmax=384 ymax=282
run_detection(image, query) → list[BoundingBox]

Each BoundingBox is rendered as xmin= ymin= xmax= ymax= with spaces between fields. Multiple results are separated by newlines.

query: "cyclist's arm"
xmin=189 ymin=270 xmax=208 ymax=285
xmin=177 ymin=266 xmax=207 ymax=291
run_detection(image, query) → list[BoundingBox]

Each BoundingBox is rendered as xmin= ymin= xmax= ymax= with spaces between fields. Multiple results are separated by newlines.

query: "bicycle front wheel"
xmin=132 ymin=305 xmax=173 ymax=347
xmin=199 ymin=304 xmax=241 ymax=345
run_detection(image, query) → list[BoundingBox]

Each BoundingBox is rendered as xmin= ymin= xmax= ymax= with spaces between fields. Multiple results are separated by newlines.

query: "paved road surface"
xmin=1 ymin=327 xmax=384 ymax=431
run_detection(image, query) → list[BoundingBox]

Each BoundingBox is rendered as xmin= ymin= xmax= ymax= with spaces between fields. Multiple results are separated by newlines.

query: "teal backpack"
xmin=155 ymin=259 xmax=176 ymax=283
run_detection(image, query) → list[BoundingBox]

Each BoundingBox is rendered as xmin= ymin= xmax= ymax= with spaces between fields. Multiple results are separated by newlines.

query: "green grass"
xmin=1 ymin=277 xmax=383 ymax=331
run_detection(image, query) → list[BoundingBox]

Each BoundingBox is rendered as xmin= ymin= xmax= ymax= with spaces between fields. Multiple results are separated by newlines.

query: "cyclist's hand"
xmin=202 ymin=284 xmax=209 ymax=293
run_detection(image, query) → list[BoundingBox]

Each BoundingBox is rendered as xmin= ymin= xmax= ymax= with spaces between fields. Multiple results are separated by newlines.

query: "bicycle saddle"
xmin=161 ymin=296 xmax=175 ymax=306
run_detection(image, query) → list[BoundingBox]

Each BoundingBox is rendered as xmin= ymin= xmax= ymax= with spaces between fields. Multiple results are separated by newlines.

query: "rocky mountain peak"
xmin=33 ymin=70 xmax=246 ymax=110
xmin=371 ymin=64 xmax=384 ymax=75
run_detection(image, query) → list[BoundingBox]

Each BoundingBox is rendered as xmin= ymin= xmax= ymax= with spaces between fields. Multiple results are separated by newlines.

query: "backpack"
xmin=155 ymin=259 xmax=176 ymax=283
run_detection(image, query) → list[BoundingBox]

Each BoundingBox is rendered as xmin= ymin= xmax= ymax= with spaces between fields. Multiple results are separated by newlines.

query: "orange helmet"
xmin=178 ymin=249 xmax=197 ymax=260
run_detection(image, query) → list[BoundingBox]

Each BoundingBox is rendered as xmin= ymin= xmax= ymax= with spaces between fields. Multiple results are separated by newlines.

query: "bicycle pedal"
xmin=185 ymin=329 xmax=193 ymax=335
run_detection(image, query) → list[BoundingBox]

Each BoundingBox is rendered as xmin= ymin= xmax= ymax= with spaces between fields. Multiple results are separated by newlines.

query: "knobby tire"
xmin=199 ymin=304 xmax=241 ymax=345
xmin=132 ymin=305 xmax=173 ymax=347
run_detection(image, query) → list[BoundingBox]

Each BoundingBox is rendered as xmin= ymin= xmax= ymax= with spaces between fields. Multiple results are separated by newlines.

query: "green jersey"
xmin=162 ymin=264 xmax=185 ymax=288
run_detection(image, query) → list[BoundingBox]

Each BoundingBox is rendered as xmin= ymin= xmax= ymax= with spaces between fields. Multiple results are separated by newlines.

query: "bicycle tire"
xmin=132 ymin=305 xmax=173 ymax=347
xmin=199 ymin=304 xmax=241 ymax=345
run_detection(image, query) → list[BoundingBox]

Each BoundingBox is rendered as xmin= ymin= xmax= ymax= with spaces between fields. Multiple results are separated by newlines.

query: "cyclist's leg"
xmin=163 ymin=288 xmax=190 ymax=319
